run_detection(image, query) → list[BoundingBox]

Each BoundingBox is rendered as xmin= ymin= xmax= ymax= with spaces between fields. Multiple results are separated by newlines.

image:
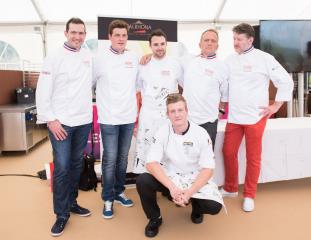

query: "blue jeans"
xmin=49 ymin=123 xmax=92 ymax=219
xmin=100 ymin=123 xmax=135 ymax=201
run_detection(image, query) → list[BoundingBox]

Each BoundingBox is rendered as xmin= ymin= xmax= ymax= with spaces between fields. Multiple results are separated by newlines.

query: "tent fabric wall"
xmin=1 ymin=0 xmax=310 ymax=64
xmin=1 ymin=0 xmax=311 ymax=23
xmin=0 ymin=26 xmax=44 ymax=65
xmin=0 ymin=22 xmax=237 ymax=64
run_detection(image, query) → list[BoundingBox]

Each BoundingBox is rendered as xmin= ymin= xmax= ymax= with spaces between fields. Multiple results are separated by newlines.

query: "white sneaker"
xmin=243 ymin=197 xmax=255 ymax=212
xmin=102 ymin=201 xmax=114 ymax=219
xmin=219 ymin=187 xmax=238 ymax=198
xmin=115 ymin=192 xmax=134 ymax=207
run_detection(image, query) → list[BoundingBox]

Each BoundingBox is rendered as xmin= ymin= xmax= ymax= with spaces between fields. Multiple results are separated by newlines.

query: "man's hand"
xmin=139 ymin=54 xmax=152 ymax=65
xmin=168 ymin=185 xmax=184 ymax=206
xmin=169 ymin=187 xmax=194 ymax=207
xmin=259 ymin=101 xmax=283 ymax=118
xmin=218 ymin=103 xmax=226 ymax=119
xmin=180 ymin=189 xmax=193 ymax=206
xmin=47 ymin=120 xmax=67 ymax=141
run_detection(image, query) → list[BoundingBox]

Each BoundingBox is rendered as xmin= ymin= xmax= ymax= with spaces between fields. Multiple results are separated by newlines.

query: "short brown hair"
xmin=108 ymin=19 xmax=129 ymax=35
xmin=148 ymin=29 xmax=167 ymax=44
xmin=166 ymin=93 xmax=187 ymax=108
xmin=200 ymin=29 xmax=219 ymax=41
xmin=66 ymin=17 xmax=85 ymax=32
xmin=233 ymin=23 xmax=255 ymax=38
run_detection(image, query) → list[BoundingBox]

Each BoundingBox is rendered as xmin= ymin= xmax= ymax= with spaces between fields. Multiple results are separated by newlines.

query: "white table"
xmin=98 ymin=117 xmax=311 ymax=186
xmin=213 ymin=117 xmax=311 ymax=186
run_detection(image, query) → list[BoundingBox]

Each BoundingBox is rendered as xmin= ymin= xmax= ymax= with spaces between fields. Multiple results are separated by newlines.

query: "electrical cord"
xmin=0 ymin=170 xmax=47 ymax=180
xmin=0 ymin=174 xmax=39 ymax=178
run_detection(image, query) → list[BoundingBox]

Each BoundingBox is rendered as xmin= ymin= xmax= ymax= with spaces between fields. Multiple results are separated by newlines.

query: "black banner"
xmin=98 ymin=17 xmax=177 ymax=42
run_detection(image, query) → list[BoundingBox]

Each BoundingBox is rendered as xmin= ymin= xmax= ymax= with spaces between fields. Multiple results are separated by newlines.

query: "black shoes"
xmin=51 ymin=203 xmax=90 ymax=236
xmin=191 ymin=212 xmax=204 ymax=224
xmin=51 ymin=217 xmax=68 ymax=237
xmin=143 ymin=212 xmax=202 ymax=238
xmin=70 ymin=203 xmax=91 ymax=217
xmin=145 ymin=217 xmax=162 ymax=238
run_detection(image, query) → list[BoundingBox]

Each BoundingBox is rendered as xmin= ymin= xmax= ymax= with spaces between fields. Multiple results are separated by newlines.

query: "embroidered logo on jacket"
xmin=205 ymin=69 xmax=214 ymax=76
xmin=83 ymin=60 xmax=91 ymax=67
xmin=183 ymin=142 xmax=193 ymax=147
xmin=161 ymin=70 xmax=171 ymax=76
xmin=125 ymin=61 xmax=134 ymax=68
xmin=243 ymin=65 xmax=252 ymax=72
xmin=183 ymin=141 xmax=194 ymax=155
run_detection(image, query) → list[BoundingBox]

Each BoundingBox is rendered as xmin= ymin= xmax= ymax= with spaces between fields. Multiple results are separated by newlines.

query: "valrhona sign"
xmin=98 ymin=16 xmax=177 ymax=42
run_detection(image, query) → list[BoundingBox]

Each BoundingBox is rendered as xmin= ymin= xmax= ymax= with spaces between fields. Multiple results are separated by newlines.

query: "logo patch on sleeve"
xmin=271 ymin=65 xmax=280 ymax=71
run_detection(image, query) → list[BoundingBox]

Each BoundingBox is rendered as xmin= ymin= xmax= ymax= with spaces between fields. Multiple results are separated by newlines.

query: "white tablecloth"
xmin=213 ymin=117 xmax=311 ymax=186
xmin=98 ymin=117 xmax=311 ymax=186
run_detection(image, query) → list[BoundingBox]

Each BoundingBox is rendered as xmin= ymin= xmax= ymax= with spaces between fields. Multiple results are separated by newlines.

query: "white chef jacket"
xmin=146 ymin=121 xmax=224 ymax=205
xmin=36 ymin=44 xmax=93 ymax=127
xmin=181 ymin=54 xmax=229 ymax=124
xmin=137 ymin=56 xmax=182 ymax=112
xmin=226 ymin=47 xmax=293 ymax=124
xmin=147 ymin=121 xmax=215 ymax=175
xmin=93 ymin=47 xmax=139 ymax=125
xmin=133 ymin=56 xmax=182 ymax=174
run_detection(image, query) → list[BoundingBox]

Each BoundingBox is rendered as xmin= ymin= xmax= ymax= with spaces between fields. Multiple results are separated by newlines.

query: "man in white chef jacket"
xmin=133 ymin=28 xmax=183 ymax=174
xmin=220 ymin=23 xmax=293 ymax=212
xmin=141 ymin=29 xmax=229 ymax=149
xmin=136 ymin=93 xmax=224 ymax=238
xmin=181 ymin=29 xmax=229 ymax=148
xmin=36 ymin=17 xmax=93 ymax=237
xmin=93 ymin=19 xmax=138 ymax=219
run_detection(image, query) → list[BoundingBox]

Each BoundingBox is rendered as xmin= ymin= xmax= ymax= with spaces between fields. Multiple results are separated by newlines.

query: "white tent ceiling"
xmin=1 ymin=0 xmax=311 ymax=66
xmin=1 ymin=0 xmax=311 ymax=25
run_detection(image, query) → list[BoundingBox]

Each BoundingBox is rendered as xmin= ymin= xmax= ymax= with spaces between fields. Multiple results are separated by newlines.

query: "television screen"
xmin=253 ymin=25 xmax=260 ymax=49
xmin=260 ymin=20 xmax=311 ymax=72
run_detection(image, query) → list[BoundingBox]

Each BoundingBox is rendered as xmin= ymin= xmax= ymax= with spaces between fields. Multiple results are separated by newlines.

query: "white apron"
xmin=168 ymin=171 xmax=225 ymax=210
xmin=163 ymin=131 xmax=226 ymax=210
xmin=133 ymin=66 xmax=179 ymax=174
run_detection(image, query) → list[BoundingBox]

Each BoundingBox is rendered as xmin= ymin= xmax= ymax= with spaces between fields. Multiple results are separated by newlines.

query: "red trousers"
xmin=222 ymin=117 xmax=267 ymax=198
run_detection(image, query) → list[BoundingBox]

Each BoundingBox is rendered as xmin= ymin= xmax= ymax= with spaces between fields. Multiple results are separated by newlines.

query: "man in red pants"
xmin=221 ymin=23 xmax=293 ymax=212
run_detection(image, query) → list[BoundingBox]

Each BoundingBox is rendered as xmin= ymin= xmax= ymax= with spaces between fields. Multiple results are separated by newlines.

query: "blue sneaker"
xmin=51 ymin=217 xmax=68 ymax=237
xmin=115 ymin=192 xmax=134 ymax=207
xmin=102 ymin=201 xmax=114 ymax=219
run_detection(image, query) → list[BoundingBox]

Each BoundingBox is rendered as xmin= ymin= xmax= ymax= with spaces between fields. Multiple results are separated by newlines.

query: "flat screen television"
xmin=260 ymin=20 xmax=311 ymax=73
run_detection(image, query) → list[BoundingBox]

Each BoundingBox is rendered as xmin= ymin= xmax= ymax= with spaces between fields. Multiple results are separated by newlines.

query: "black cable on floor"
xmin=0 ymin=174 xmax=39 ymax=178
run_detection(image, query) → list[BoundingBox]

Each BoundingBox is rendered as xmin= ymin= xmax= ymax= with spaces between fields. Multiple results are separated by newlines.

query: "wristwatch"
xmin=219 ymin=108 xmax=226 ymax=115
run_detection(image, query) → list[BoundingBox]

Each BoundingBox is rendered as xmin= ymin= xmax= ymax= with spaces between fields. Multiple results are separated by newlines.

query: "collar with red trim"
xmin=243 ymin=45 xmax=254 ymax=54
xmin=109 ymin=46 xmax=126 ymax=55
xmin=199 ymin=53 xmax=216 ymax=59
xmin=63 ymin=42 xmax=79 ymax=52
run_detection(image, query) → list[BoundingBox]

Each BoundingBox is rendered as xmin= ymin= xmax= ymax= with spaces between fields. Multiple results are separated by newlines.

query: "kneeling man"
xmin=136 ymin=93 xmax=224 ymax=238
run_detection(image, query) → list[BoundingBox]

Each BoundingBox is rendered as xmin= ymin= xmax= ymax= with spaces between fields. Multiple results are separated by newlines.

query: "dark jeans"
xmin=49 ymin=123 xmax=92 ymax=219
xmin=100 ymin=123 xmax=135 ymax=201
xmin=200 ymin=119 xmax=218 ymax=149
xmin=136 ymin=173 xmax=222 ymax=220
